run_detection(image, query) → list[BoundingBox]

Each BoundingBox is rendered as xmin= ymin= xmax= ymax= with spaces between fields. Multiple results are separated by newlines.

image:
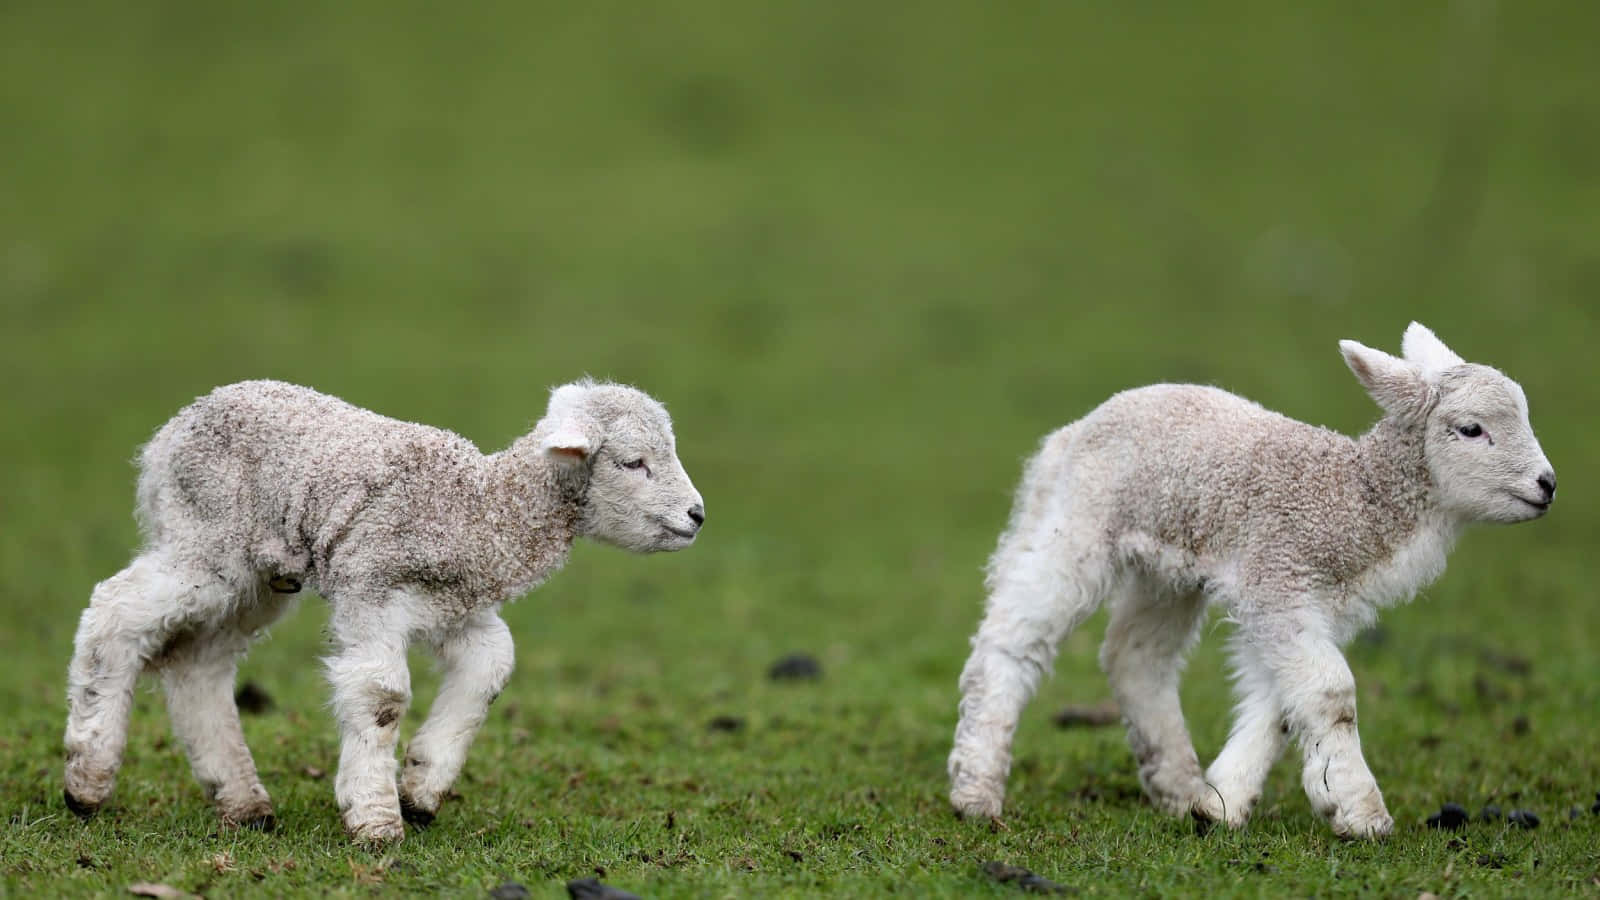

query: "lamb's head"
xmin=537 ymin=380 xmax=705 ymax=552
xmin=1340 ymin=322 xmax=1555 ymax=524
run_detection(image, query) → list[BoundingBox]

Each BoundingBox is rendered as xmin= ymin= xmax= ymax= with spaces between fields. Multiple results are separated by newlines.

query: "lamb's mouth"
xmin=1511 ymin=493 xmax=1550 ymax=512
xmin=655 ymin=519 xmax=699 ymax=540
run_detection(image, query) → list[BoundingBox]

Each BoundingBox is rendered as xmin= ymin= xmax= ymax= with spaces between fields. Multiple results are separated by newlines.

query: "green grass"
xmin=4 ymin=0 xmax=1599 ymax=896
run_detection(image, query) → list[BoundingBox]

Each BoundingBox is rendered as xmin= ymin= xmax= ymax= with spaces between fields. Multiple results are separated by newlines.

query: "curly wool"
xmin=137 ymin=380 xmax=580 ymax=615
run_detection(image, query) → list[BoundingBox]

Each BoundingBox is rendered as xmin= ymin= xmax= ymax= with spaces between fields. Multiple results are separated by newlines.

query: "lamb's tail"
xmin=130 ymin=391 xmax=221 ymax=545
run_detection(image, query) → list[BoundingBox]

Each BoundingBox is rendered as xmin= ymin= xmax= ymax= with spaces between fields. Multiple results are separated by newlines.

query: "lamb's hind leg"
xmin=1099 ymin=581 xmax=1209 ymax=818
xmin=399 ymin=611 xmax=514 ymax=825
xmin=949 ymin=538 xmax=1113 ymax=820
xmin=156 ymin=588 xmax=295 ymax=829
xmin=64 ymin=552 xmax=232 ymax=817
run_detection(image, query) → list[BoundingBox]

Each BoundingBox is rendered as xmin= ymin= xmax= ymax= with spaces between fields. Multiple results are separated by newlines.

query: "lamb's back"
xmin=137 ymin=380 xmax=484 ymax=568
xmin=1064 ymin=384 xmax=1359 ymax=558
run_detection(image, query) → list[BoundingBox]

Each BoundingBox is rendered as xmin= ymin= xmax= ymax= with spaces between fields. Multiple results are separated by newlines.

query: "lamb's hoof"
xmin=346 ymin=817 xmax=405 ymax=845
xmin=1331 ymin=808 xmax=1394 ymax=841
xmin=238 ymin=813 xmax=277 ymax=832
xmin=399 ymin=797 xmax=435 ymax=827
xmin=949 ymin=781 xmax=1004 ymax=821
xmin=1191 ymin=783 xmax=1251 ymax=830
xmin=64 ymin=789 xmax=99 ymax=820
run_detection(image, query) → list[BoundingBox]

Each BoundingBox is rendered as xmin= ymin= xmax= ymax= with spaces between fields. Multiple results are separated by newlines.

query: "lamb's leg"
xmin=156 ymin=590 xmax=294 ymax=829
xmin=949 ymin=541 xmax=1111 ymax=820
xmin=399 ymin=611 xmax=514 ymax=825
xmin=1099 ymin=584 xmax=1208 ymax=818
xmin=1253 ymin=615 xmax=1391 ymax=839
xmin=1194 ymin=639 xmax=1286 ymax=828
xmin=64 ymin=552 xmax=227 ymax=816
xmin=326 ymin=606 xmax=413 ymax=844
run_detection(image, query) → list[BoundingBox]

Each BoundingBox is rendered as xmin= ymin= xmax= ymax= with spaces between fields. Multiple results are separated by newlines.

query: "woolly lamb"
xmin=948 ymin=323 xmax=1554 ymax=839
xmin=64 ymin=379 xmax=704 ymax=843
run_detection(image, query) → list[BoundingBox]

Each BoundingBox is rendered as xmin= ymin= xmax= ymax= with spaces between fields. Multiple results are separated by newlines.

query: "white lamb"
xmin=948 ymin=323 xmax=1555 ymax=839
xmin=64 ymin=379 xmax=705 ymax=843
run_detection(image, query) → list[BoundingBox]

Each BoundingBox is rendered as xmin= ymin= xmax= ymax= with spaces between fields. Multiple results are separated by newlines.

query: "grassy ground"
xmin=3 ymin=1 xmax=1599 ymax=896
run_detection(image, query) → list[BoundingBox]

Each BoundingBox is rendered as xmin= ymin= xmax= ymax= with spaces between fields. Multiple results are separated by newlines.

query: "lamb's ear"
xmin=1340 ymin=339 xmax=1429 ymax=418
xmin=539 ymin=384 xmax=600 ymax=464
xmin=1400 ymin=321 xmax=1464 ymax=380
xmin=540 ymin=423 xmax=593 ymax=463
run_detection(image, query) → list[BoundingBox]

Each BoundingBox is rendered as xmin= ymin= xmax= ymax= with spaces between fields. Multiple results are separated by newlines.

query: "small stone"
xmin=234 ymin=682 xmax=275 ymax=715
xmin=706 ymin=715 xmax=745 ymax=732
xmin=767 ymin=653 xmax=822 ymax=681
xmin=566 ymin=878 xmax=643 ymax=900
xmin=981 ymin=860 xmax=1072 ymax=894
xmin=1507 ymin=809 xmax=1540 ymax=829
xmin=128 ymin=885 xmax=193 ymax=899
xmin=1479 ymin=804 xmax=1502 ymax=822
xmin=488 ymin=883 xmax=530 ymax=900
xmin=1426 ymin=803 xmax=1469 ymax=830
xmin=1051 ymin=700 xmax=1120 ymax=729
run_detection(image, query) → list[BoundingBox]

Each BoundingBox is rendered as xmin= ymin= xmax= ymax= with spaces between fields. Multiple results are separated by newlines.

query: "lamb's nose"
xmin=1537 ymin=472 xmax=1556 ymax=502
xmin=688 ymin=504 xmax=705 ymax=527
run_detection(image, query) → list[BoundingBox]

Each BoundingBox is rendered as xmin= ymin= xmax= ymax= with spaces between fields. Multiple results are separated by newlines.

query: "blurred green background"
xmin=3 ymin=1 xmax=1596 ymax=895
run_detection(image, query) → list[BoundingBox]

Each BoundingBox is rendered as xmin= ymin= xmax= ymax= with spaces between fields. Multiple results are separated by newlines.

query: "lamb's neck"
xmin=1351 ymin=417 xmax=1434 ymax=524
xmin=480 ymin=436 xmax=585 ymax=585
xmin=1344 ymin=416 xmax=1459 ymax=603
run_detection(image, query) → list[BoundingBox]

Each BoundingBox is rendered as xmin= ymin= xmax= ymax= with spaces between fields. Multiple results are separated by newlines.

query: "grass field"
xmin=3 ymin=1 xmax=1599 ymax=896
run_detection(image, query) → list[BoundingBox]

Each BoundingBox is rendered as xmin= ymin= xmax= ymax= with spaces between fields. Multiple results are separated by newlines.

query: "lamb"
xmin=64 ymin=378 xmax=705 ymax=843
xmin=948 ymin=323 xmax=1555 ymax=839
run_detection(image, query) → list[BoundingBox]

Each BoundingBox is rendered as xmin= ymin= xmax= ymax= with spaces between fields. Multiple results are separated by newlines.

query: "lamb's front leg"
xmin=326 ymin=613 xmax=413 ymax=844
xmin=1194 ymin=640 xmax=1287 ymax=829
xmin=1252 ymin=615 xmax=1391 ymax=839
xmin=399 ymin=611 xmax=514 ymax=825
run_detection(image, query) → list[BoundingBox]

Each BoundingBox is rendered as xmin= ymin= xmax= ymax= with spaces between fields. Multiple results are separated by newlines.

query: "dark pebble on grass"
xmin=1480 ymin=649 xmax=1532 ymax=676
xmin=1591 ymin=792 xmax=1600 ymax=815
xmin=566 ymin=877 xmax=643 ymax=900
xmin=768 ymin=653 xmax=822 ymax=681
xmin=1051 ymin=700 xmax=1120 ymax=729
xmin=489 ymin=883 xmax=530 ymax=900
xmin=707 ymin=715 xmax=745 ymax=732
xmin=981 ymin=861 xmax=1073 ymax=894
xmin=235 ymin=682 xmax=274 ymax=715
xmin=1507 ymin=809 xmax=1540 ymax=829
xmin=1480 ymin=804 xmax=1502 ymax=822
xmin=1426 ymin=803 xmax=1470 ymax=830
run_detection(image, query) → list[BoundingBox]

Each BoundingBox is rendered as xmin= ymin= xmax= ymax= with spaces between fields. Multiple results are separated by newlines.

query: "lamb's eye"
xmin=1457 ymin=424 xmax=1483 ymax=439
xmin=621 ymin=458 xmax=647 ymax=471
